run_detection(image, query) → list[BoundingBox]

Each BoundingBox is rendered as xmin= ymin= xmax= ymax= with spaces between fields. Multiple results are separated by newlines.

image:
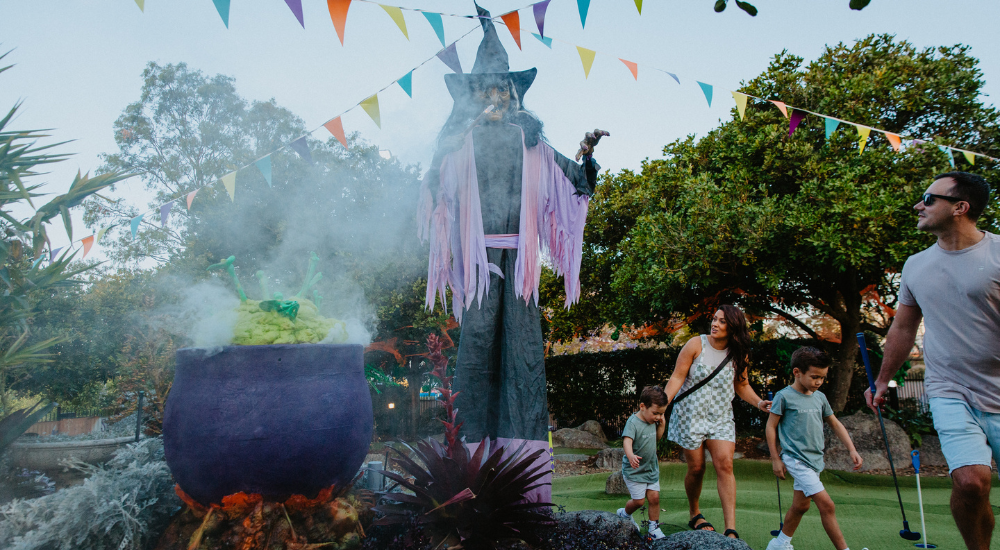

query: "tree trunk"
xmin=828 ymin=306 xmax=861 ymax=412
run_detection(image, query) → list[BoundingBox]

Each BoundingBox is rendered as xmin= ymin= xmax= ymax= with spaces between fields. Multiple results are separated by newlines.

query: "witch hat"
xmin=444 ymin=3 xmax=537 ymax=103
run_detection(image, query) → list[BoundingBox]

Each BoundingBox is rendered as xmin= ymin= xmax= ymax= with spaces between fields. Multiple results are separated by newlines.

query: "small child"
xmin=766 ymin=347 xmax=863 ymax=550
xmin=617 ymin=385 xmax=669 ymax=540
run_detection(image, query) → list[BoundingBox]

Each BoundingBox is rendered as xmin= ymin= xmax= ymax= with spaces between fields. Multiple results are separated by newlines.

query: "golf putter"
xmin=767 ymin=391 xmax=784 ymax=537
xmin=911 ymin=450 xmax=936 ymax=548
xmin=856 ymin=333 xmax=921 ymax=541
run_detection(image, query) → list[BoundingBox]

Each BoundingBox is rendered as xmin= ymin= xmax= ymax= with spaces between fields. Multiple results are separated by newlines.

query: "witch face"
xmin=474 ymin=78 xmax=517 ymax=122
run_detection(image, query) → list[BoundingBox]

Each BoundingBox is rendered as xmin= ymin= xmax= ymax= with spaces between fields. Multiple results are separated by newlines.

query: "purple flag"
xmin=289 ymin=137 xmax=313 ymax=163
xmin=160 ymin=201 xmax=174 ymax=227
xmin=284 ymin=0 xmax=304 ymax=28
xmin=788 ymin=110 xmax=806 ymax=136
xmin=49 ymin=247 xmax=62 ymax=262
xmin=666 ymin=72 xmax=680 ymax=85
xmin=437 ymin=43 xmax=463 ymax=74
xmin=533 ymin=0 xmax=550 ymax=38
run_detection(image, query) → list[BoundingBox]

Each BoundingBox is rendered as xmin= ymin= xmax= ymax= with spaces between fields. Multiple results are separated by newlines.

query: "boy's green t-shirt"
xmin=621 ymin=412 xmax=659 ymax=483
xmin=771 ymin=386 xmax=834 ymax=472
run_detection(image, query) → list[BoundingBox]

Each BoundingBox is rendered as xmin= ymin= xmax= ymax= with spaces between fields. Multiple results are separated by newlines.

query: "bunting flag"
xmin=788 ymin=110 xmax=806 ymax=136
xmin=619 ymin=59 xmax=638 ymax=80
xmin=963 ymin=151 xmax=975 ymax=165
xmin=885 ymin=132 xmax=902 ymax=152
xmin=360 ymin=94 xmax=381 ymax=128
xmin=212 ymin=0 xmax=230 ymax=27
xmin=397 ymin=71 xmax=413 ymax=97
xmin=186 ymin=189 xmax=199 ymax=210
xmin=436 ymin=43 xmax=462 ymax=73
xmin=696 ymin=82 xmax=713 ymax=107
xmin=81 ymin=235 xmax=94 ymax=258
xmin=324 ymin=117 xmax=349 ymax=148
xmin=130 ymin=215 xmax=143 ymax=238
xmin=285 ymin=0 xmax=304 ymax=28
xmin=577 ymin=0 xmax=590 ymax=28
xmin=32 ymin=256 xmax=43 ymax=269
xmin=824 ymin=117 xmax=840 ymax=140
xmin=135 ymin=0 xmax=145 ymax=11
xmin=939 ymin=145 xmax=955 ymax=167
xmin=160 ymin=201 xmax=174 ymax=227
xmin=500 ymin=11 xmax=521 ymax=50
xmin=770 ymin=100 xmax=789 ymax=119
xmin=533 ymin=0 xmax=550 ymax=38
xmin=634 ymin=0 xmax=643 ymax=13
xmin=328 ymin=0 xmax=351 ymax=45
xmin=532 ymin=33 xmax=552 ymax=48
xmin=422 ymin=12 xmax=445 ymax=47
xmin=665 ymin=72 xmax=679 ymax=85
xmin=576 ymin=47 xmax=596 ymax=78
xmin=856 ymin=125 xmax=872 ymax=154
xmin=290 ymin=137 xmax=313 ymax=163
xmin=731 ymin=91 xmax=748 ymax=120
xmin=256 ymin=156 xmax=272 ymax=187
xmin=96 ymin=226 xmax=110 ymax=244
xmin=222 ymin=171 xmax=237 ymax=201
xmin=50 ymin=247 xmax=63 ymax=261
xmin=380 ymin=4 xmax=408 ymax=39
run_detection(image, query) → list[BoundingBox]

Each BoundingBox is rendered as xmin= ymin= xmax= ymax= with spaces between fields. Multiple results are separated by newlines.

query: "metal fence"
xmin=890 ymin=373 xmax=928 ymax=412
xmin=35 ymin=405 xmax=119 ymax=423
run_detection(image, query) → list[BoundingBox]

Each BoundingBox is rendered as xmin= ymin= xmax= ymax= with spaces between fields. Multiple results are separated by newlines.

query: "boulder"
xmin=653 ymin=530 xmax=753 ymax=550
xmin=556 ymin=510 xmax=638 ymax=547
xmin=917 ymin=435 xmax=948 ymax=468
xmin=594 ymin=448 xmax=625 ymax=469
xmin=823 ymin=411 xmax=910 ymax=472
xmin=605 ymin=469 xmax=629 ymax=495
xmin=576 ymin=420 xmax=608 ymax=443
xmin=551 ymin=428 xmax=608 ymax=449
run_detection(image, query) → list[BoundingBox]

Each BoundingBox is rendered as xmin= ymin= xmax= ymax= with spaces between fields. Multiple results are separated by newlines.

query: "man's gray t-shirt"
xmin=772 ymin=387 xmax=834 ymax=472
xmin=899 ymin=232 xmax=1000 ymax=413
xmin=621 ymin=413 xmax=659 ymax=483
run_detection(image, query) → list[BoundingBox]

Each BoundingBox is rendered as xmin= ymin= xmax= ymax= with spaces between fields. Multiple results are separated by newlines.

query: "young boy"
xmin=766 ymin=347 xmax=864 ymax=550
xmin=617 ymin=385 xmax=669 ymax=540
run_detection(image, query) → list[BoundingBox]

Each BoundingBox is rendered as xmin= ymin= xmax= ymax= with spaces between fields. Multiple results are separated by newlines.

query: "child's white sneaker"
xmin=648 ymin=524 xmax=666 ymax=540
xmin=616 ymin=508 xmax=639 ymax=531
xmin=766 ymin=537 xmax=794 ymax=550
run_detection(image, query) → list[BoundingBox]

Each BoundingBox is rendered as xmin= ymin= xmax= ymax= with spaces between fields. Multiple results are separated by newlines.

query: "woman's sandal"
xmin=723 ymin=529 xmax=740 ymax=539
xmin=687 ymin=514 xmax=714 ymax=531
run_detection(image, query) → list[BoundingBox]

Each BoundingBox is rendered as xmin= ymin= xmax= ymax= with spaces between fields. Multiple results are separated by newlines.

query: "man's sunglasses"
xmin=921 ymin=193 xmax=963 ymax=206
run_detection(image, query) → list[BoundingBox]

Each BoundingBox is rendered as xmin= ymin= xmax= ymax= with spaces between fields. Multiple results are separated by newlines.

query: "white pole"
xmin=916 ymin=472 xmax=929 ymax=549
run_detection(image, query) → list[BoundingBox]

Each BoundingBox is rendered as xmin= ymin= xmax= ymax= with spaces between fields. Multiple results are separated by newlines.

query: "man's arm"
xmin=766 ymin=412 xmax=785 ymax=478
xmin=826 ymin=415 xmax=863 ymax=471
xmin=865 ymin=303 xmax=923 ymax=411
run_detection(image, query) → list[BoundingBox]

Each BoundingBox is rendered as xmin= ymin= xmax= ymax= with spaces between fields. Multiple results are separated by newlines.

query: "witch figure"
xmin=418 ymin=4 xmax=607 ymax=503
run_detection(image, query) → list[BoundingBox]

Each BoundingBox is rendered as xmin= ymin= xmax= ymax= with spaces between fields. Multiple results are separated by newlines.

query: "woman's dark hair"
xmin=790 ymin=346 xmax=831 ymax=373
xmin=639 ymin=385 xmax=668 ymax=408
xmin=717 ymin=304 xmax=752 ymax=380
xmin=935 ymin=171 xmax=991 ymax=221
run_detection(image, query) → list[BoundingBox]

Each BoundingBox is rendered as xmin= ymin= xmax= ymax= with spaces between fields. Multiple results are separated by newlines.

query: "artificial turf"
xmin=552 ymin=460 xmax=1000 ymax=550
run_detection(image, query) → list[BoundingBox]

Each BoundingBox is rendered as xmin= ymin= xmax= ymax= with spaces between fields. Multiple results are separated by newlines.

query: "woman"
xmin=664 ymin=305 xmax=770 ymax=540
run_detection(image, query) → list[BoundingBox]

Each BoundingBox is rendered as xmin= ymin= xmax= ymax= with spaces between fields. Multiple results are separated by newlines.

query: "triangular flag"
xmin=857 ymin=125 xmax=872 ymax=154
xmin=328 ymin=0 xmax=351 ymax=45
xmin=212 ymin=0 xmax=230 ymax=28
xmin=256 ymin=156 xmax=272 ymax=187
xmin=222 ymin=171 xmax=236 ymax=201
xmin=96 ymin=226 xmax=110 ymax=244
xmin=290 ymin=137 xmax=312 ymax=163
xmin=533 ymin=0 xmax=550 ymax=37
xmin=324 ymin=117 xmax=349 ymax=149
xmin=666 ymin=72 xmax=680 ymax=85
xmin=885 ymin=132 xmax=901 ymax=152
xmin=697 ymin=82 xmax=713 ymax=107
xmin=577 ymin=0 xmax=590 ymax=28
xmin=160 ymin=201 xmax=174 ymax=227
xmin=576 ymin=47 xmax=596 ymax=78
xmin=379 ymin=5 xmax=408 ymax=39
xmin=770 ymin=100 xmax=788 ymax=119
xmin=360 ymin=95 xmax=381 ymax=128
xmin=532 ymin=33 xmax=552 ymax=48
xmin=284 ymin=0 xmax=304 ymax=27
xmin=32 ymin=256 xmax=43 ymax=269
xmin=500 ymin=11 xmax=521 ymax=50
xmin=50 ymin=247 xmax=63 ymax=261
xmin=635 ymin=0 xmax=642 ymax=13
xmin=939 ymin=145 xmax=955 ymax=167
xmin=130 ymin=215 xmax=143 ymax=238
xmin=963 ymin=151 xmax=975 ymax=165
xmin=788 ymin=110 xmax=806 ymax=136
xmin=436 ymin=42 xmax=462 ymax=74
xmin=186 ymin=190 xmax=198 ymax=210
xmin=135 ymin=0 xmax=145 ymax=12
xmin=619 ymin=59 xmax=638 ymax=80
xmin=422 ymin=12 xmax=445 ymax=47
xmin=397 ymin=71 xmax=413 ymax=97
xmin=824 ymin=117 xmax=840 ymax=140
xmin=731 ymin=91 xmax=748 ymax=120
xmin=81 ymin=235 xmax=94 ymax=258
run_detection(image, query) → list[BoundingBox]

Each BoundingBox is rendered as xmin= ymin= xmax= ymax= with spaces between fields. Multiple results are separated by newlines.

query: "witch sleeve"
xmin=551 ymin=149 xmax=600 ymax=196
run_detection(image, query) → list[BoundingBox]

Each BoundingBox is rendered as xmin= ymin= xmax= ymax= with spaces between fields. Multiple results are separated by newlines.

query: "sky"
xmin=1 ymin=0 xmax=998 ymax=255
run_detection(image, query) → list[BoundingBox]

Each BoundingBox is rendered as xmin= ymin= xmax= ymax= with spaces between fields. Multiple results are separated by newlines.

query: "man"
xmin=867 ymin=171 xmax=998 ymax=550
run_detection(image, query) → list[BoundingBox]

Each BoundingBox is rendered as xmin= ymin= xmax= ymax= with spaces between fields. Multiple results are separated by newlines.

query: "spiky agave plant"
xmin=372 ymin=334 xmax=554 ymax=550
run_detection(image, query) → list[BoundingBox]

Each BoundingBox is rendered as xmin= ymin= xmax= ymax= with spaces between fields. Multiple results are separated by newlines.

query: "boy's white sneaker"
xmin=648 ymin=526 xmax=666 ymax=540
xmin=765 ymin=537 xmax=794 ymax=550
xmin=616 ymin=508 xmax=639 ymax=531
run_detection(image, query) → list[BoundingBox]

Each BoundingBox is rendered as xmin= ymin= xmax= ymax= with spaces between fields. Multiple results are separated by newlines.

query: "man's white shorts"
xmin=781 ymin=453 xmax=825 ymax=497
xmin=623 ymin=477 xmax=660 ymax=500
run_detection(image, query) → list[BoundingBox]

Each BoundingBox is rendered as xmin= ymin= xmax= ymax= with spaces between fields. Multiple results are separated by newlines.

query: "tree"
xmin=589 ymin=35 xmax=1000 ymax=410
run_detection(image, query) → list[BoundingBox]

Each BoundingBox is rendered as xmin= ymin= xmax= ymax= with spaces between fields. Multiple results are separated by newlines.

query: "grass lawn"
xmin=553 ymin=460 xmax=1000 ymax=550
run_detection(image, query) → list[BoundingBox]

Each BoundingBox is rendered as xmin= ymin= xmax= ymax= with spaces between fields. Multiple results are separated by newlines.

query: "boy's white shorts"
xmin=781 ymin=453 xmax=825 ymax=497
xmin=623 ymin=477 xmax=660 ymax=500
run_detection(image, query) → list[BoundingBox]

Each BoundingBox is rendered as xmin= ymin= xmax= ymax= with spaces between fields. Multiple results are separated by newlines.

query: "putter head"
xmin=770 ymin=529 xmax=781 ymax=536
xmin=900 ymin=529 xmax=922 ymax=541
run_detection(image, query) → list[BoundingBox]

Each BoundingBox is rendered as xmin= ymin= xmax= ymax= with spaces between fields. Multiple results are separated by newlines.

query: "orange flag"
xmin=328 ymin=0 xmax=352 ymax=45
xmin=619 ymin=59 xmax=638 ymax=80
xmin=885 ymin=132 xmax=902 ymax=152
xmin=770 ymin=100 xmax=789 ymax=119
xmin=500 ymin=11 xmax=521 ymax=50
xmin=81 ymin=235 xmax=94 ymax=258
xmin=324 ymin=117 xmax=348 ymax=149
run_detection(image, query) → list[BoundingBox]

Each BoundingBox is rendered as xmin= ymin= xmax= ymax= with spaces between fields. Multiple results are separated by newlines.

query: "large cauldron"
xmin=163 ymin=344 xmax=372 ymax=505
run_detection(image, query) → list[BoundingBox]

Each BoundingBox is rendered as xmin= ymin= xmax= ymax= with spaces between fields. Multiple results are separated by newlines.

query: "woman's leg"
xmin=705 ymin=439 xmax=737 ymax=536
xmin=683 ymin=444 xmax=711 ymax=529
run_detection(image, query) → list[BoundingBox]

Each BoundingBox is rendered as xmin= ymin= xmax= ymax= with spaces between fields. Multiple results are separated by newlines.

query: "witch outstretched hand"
xmin=575 ymin=129 xmax=610 ymax=161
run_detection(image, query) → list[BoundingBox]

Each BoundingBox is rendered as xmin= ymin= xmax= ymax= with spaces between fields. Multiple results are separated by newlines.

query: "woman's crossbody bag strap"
xmin=666 ymin=352 xmax=734 ymax=414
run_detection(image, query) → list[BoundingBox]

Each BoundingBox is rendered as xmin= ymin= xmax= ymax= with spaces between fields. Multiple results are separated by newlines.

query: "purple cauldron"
xmin=163 ymin=344 xmax=372 ymax=505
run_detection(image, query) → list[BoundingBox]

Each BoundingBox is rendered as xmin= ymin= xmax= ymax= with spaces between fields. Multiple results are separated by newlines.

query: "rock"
xmin=594 ymin=448 xmax=625 ymax=469
xmin=757 ymin=440 xmax=771 ymax=457
xmin=605 ymin=469 xmax=629 ymax=495
xmin=917 ymin=435 xmax=948 ymax=468
xmin=556 ymin=510 xmax=638 ymax=547
xmin=653 ymin=530 xmax=753 ymax=550
xmin=824 ymin=411 xmax=911 ymax=472
xmin=551 ymin=428 xmax=608 ymax=449
xmin=576 ymin=420 xmax=608 ymax=443
xmin=553 ymin=454 xmax=591 ymax=463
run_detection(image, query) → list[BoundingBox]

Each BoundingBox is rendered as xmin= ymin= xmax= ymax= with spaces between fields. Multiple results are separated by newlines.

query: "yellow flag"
xmin=96 ymin=226 xmax=110 ymax=244
xmin=577 ymin=47 xmax=596 ymax=79
xmin=135 ymin=0 xmax=144 ymax=11
xmin=379 ymin=4 xmax=408 ymax=39
xmin=361 ymin=94 xmax=381 ymax=128
xmin=856 ymin=125 xmax=872 ymax=154
xmin=222 ymin=171 xmax=236 ymax=201
xmin=731 ymin=91 xmax=748 ymax=121
xmin=963 ymin=151 xmax=975 ymax=165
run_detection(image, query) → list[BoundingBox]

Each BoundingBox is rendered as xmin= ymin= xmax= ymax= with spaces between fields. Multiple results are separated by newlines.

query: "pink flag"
xmin=770 ymin=100 xmax=789 ymax=119
xmin=324 ymin=117 xmax=348 ymax=149
xmin=81 ymin=236 xmax=95 ymax=258
xmin=186 ymin=190 xmax=199 ymax=210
